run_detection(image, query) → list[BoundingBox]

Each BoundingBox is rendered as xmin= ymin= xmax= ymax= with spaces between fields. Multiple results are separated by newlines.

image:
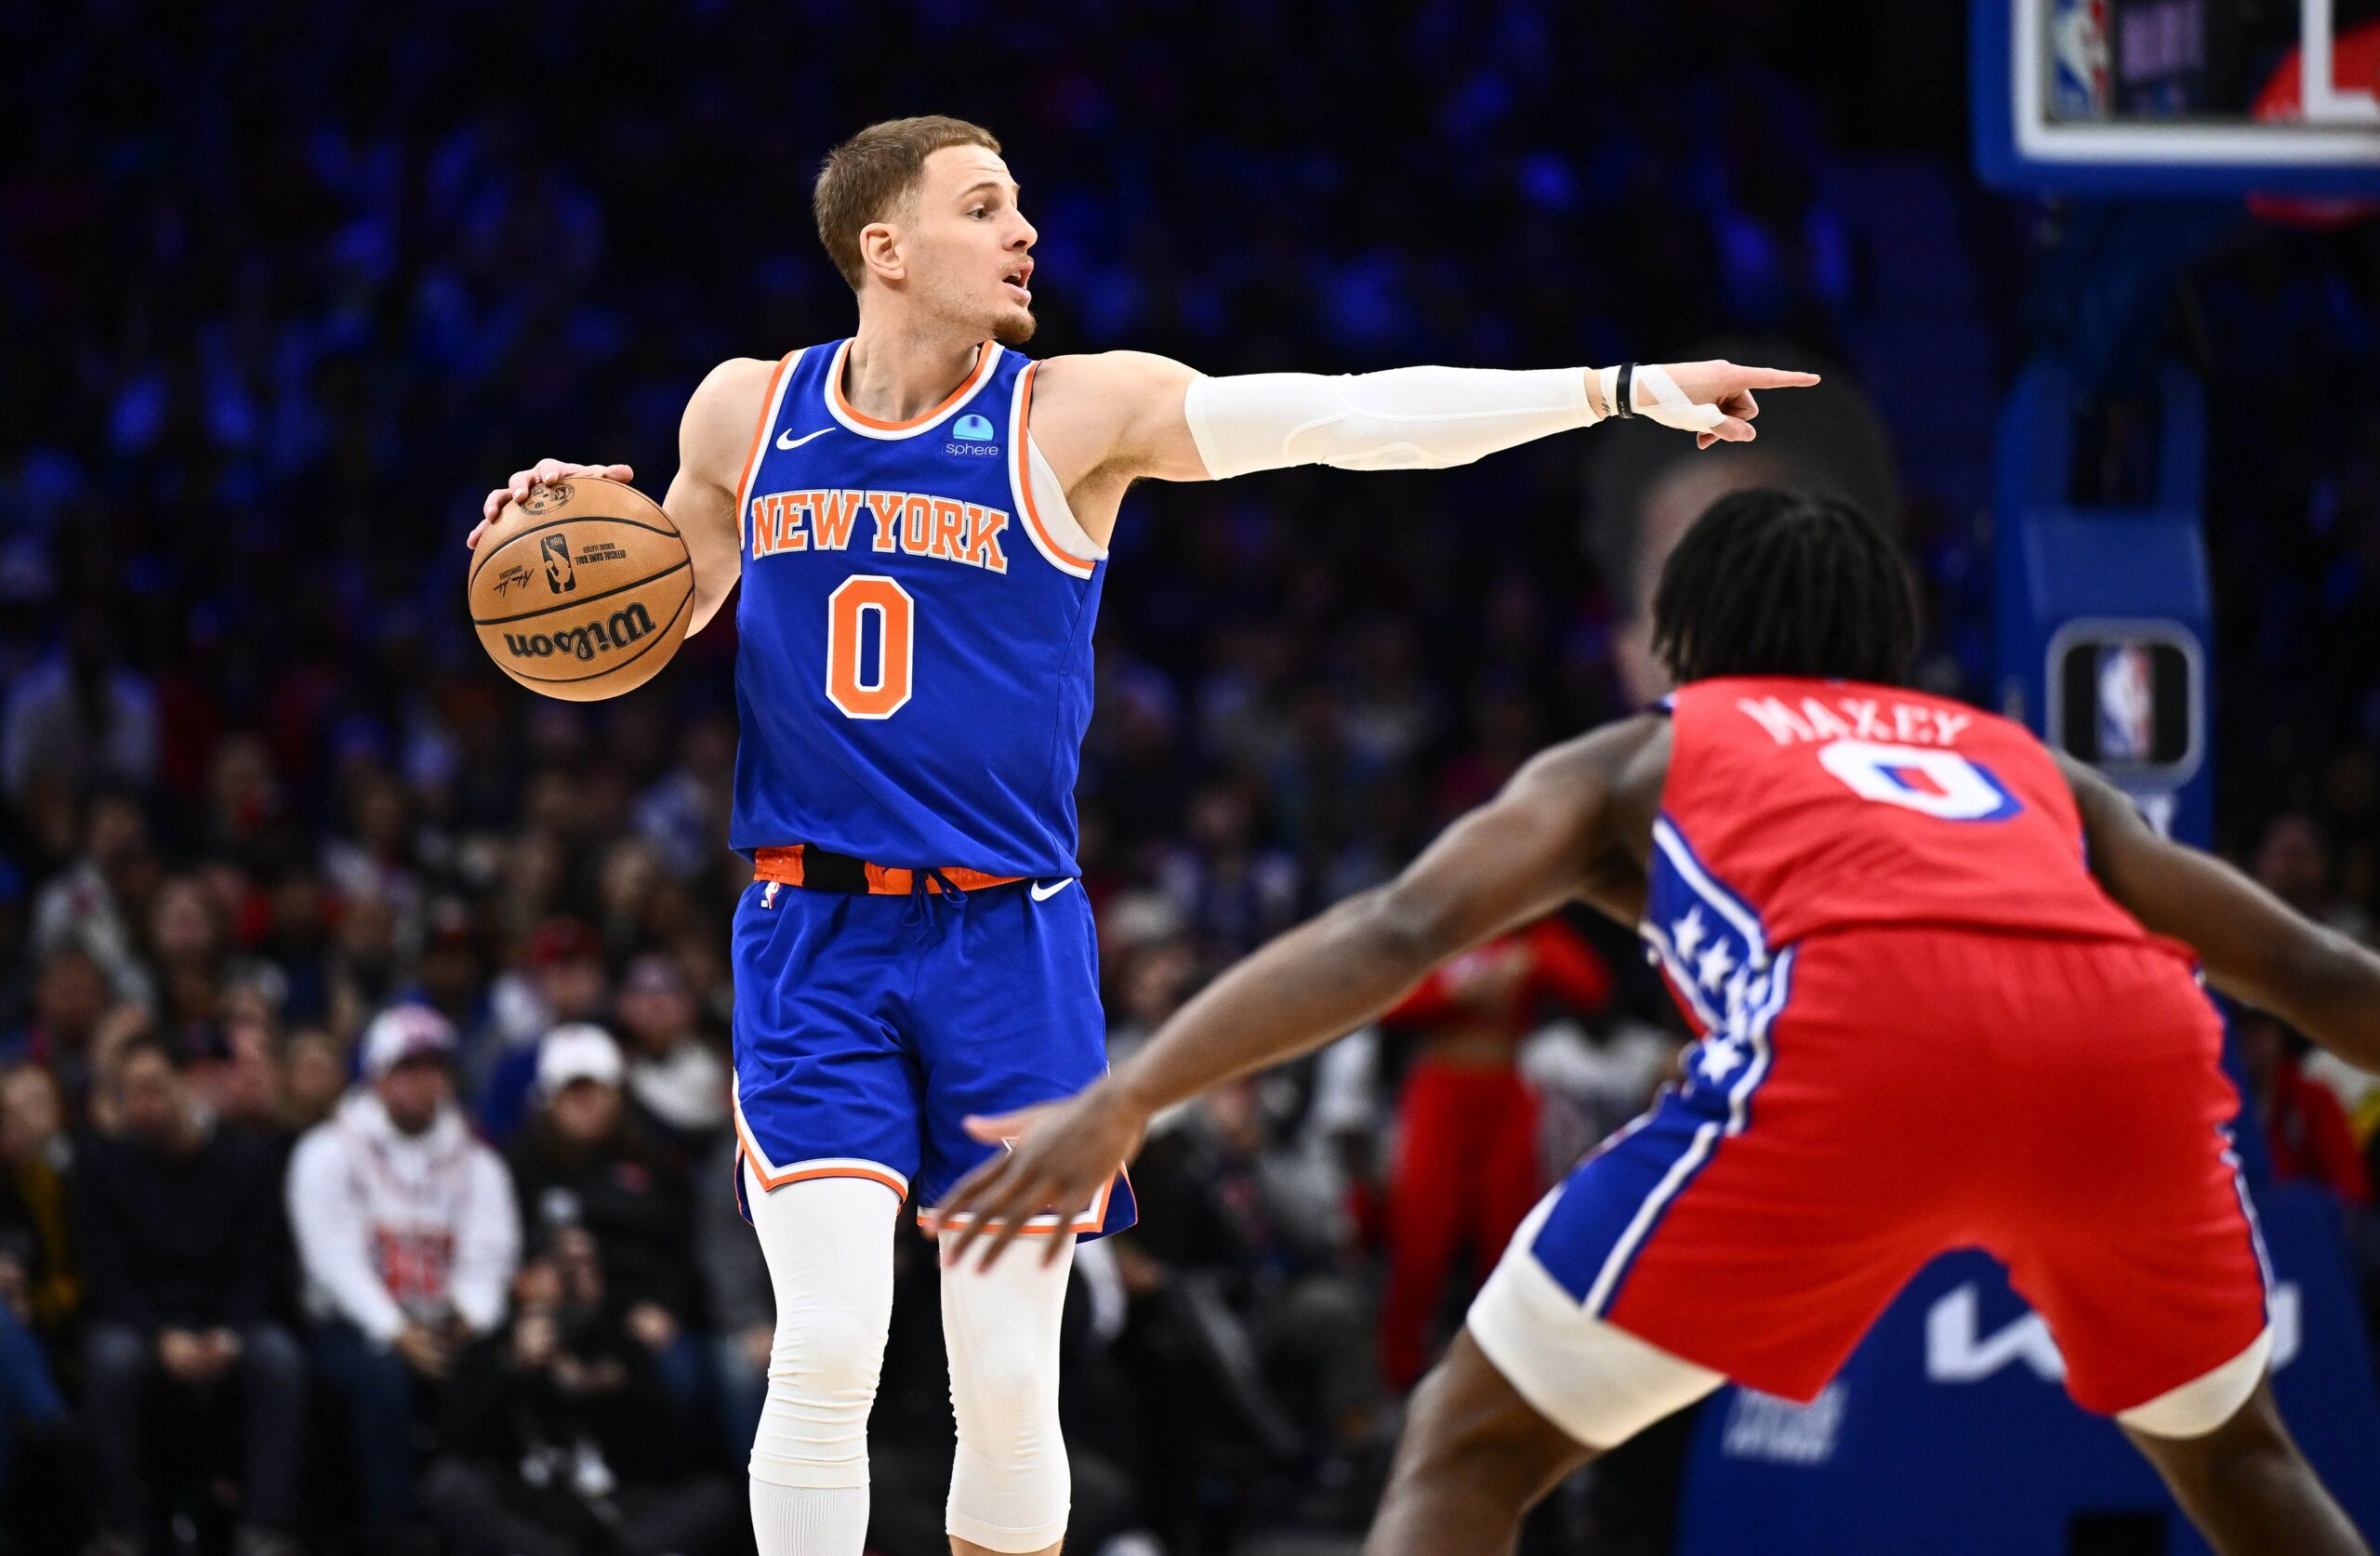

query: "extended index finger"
xmin=1736 ymin=367 xmax=1821 ymax=389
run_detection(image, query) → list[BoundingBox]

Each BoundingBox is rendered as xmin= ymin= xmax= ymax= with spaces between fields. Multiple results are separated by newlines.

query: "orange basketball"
xmin=467 ymin=479 xmax=693 ymax=701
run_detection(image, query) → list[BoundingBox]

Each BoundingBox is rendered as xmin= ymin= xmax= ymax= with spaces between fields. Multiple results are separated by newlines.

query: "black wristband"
xmin=1614 ymin=363 xmax=1637 ymax=419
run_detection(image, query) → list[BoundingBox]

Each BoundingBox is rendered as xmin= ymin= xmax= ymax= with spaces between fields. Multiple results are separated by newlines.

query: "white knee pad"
xmin=2116 ymin=1328 xmax=2274 ymax=1440
xmin=746 ymin=1166 xmax=899 ymax=1490
xmin=941 ymin=1233 xmax=1075 ymax=1552
xmin=1465 ymin=1193 xmax=1726 ymax=1450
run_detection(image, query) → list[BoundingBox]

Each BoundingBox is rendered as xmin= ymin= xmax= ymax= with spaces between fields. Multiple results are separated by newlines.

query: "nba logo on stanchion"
xmin=2096 ymin=643 xmax=2154 ymax=762
xmin=2049 ymin=624 xmax=2200 ymax=774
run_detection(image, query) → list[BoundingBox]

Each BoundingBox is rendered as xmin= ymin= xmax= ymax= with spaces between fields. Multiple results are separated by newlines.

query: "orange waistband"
xmin=751 ymin=844 xmax=1023 ymax=897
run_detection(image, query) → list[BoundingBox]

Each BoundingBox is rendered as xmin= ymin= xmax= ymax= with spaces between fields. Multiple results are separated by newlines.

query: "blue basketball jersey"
xmin=730 ymin=339 xmax=1107 ymax=878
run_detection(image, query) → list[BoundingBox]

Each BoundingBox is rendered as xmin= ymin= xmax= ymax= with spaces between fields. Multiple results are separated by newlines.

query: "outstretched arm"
xmin=467 ymin=355 xmax=776 ymax=636
xmin=2062 ymin=755 xmax=2380 ymax=1072
xmin=935 ymin=717 xmax=1663 ymax=1269
xmin=1030 ymin=351 xmax=1821 ymax=489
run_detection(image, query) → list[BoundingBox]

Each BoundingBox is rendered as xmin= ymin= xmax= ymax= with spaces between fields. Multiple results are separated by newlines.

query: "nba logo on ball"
xmin=541 ymin=533 xmax=577 ymax=594
xmin=2096 ymin=643 xmax=2154 ymax=761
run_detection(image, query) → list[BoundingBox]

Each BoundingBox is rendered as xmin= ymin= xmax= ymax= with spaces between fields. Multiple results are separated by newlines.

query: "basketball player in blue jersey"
xmin=467 ymin=115 xmax=1819 ymax=1556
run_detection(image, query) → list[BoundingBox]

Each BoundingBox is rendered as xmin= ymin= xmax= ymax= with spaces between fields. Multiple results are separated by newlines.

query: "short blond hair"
xmin=813 ymin=116 xmax=1003 ymax=293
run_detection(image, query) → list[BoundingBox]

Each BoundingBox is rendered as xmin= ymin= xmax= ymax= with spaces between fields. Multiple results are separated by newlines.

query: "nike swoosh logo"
xmin=776 ymin=427 xmax=832 ymax=451
xmin=1029 ymin=878 xmax=1076 ymax=903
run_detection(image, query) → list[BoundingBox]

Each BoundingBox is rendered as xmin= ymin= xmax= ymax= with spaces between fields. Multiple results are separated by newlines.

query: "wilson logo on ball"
xmin=503 ymin=602 xmax=658 ymax=663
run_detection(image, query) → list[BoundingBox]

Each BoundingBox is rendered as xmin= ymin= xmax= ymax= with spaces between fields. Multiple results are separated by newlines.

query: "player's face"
xmin=906 ymin=147 xmax=1038 ymax=346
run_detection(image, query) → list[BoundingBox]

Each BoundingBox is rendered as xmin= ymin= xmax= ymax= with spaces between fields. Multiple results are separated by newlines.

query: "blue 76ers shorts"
xmin=730 ymin=875 xmax=1137 ymax=1240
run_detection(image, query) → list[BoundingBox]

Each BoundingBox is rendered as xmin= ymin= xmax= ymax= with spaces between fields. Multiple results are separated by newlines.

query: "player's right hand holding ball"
xmin=468 ymin=459 xmax=635 ymax=547
xmin=464 ymin=463 xmax=690 ymax=701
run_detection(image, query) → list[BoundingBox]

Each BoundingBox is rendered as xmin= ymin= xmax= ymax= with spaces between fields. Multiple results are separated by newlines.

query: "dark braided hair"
xmin=1649 ymin=489 xmax=1916 ymax=687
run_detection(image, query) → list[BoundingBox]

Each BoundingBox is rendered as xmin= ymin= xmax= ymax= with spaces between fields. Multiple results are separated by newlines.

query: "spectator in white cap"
xmin=285 ymin=1003 xmax=520 ymax=1549
xmin=536 ymin=1020 xmax=626 ymax=1107
xmin=511 ymin=1022 xmax=706 ymax=1409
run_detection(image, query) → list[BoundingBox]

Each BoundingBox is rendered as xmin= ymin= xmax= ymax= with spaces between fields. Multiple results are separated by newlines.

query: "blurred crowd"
xmin=5 ymin=2 xmax=2379 ymax=1553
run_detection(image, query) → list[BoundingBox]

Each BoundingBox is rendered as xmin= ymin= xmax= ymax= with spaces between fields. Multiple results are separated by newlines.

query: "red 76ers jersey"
xmin=1645 ymin=677 xmax=2148 ymax=1032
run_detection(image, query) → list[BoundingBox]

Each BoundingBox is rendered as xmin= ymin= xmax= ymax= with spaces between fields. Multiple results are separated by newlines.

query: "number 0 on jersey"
xmin=826 ymin=574 xmax=915 ymax=720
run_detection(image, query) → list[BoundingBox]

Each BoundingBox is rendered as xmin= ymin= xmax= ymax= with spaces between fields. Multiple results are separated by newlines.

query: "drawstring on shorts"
xmin=905 ymin=867 xmax=969 ymax=939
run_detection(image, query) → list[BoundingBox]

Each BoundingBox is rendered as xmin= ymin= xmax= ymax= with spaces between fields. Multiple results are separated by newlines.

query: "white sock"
xmin=751 ymin=1478 xmax=870 ymax=1555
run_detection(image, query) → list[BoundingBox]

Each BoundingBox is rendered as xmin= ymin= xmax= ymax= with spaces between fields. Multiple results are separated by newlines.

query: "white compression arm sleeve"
xmin=1183 ymin=365 xmax=1598 ymax=479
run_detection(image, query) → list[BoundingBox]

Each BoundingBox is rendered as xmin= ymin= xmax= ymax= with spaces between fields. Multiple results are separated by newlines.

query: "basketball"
xmin=467 ymin=478 xmax=693 ymax=701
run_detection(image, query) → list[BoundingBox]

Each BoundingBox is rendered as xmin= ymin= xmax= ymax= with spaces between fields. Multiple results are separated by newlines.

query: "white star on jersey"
xmin=1697 ymin=1034 xmax=1748 ymax=1082
xmin=1694 ymin=938 xmax=1737 ymax=991
xmin=1671 ymin=905 xmax=1708 ymax=961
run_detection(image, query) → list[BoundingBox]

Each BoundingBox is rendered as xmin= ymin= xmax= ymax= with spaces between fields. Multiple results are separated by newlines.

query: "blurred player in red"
xmin=1376 ymin=918 xmax=1609 ymax=1388
xmin=946 ymin=490 xmax=2375 ymax=1556
xmin=2240 ymin=1010 xmax=2371 ymax=1206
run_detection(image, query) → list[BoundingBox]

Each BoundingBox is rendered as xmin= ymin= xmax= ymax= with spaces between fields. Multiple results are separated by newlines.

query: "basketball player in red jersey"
xmin=1376 ymin=919 xmax=1610 ymax=1390
xmin=945 ymin=490 xmax=2375 ymax=1555
xmin=465 ymin=117 xmax=1818 ymax=1556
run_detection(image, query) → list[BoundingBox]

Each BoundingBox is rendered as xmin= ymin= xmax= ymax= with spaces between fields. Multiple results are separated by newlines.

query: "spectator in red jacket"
xmin=2241 ymin=1012 xmax=2371 ymax=1206
xmin=1373 ymin=915 xmax=1612 ymax=1389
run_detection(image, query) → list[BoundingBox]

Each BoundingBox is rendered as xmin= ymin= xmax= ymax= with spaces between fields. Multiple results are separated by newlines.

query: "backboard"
xmin=1973 ymin=0 xmax=2380 ymax=194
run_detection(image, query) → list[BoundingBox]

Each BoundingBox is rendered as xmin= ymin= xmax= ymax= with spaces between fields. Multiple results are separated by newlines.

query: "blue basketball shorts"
xmin=729 ymin=875 xmax=1137 ymax=1240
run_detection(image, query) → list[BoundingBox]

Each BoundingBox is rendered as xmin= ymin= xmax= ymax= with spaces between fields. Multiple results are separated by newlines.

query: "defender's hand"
xmin=469 ymin=460 xmax=636 ymax=547
xmin=1613 ymin=362 xmax=1821 ymax=450
xmin=931 ymin=1081 xmax=1151 ymax=1272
